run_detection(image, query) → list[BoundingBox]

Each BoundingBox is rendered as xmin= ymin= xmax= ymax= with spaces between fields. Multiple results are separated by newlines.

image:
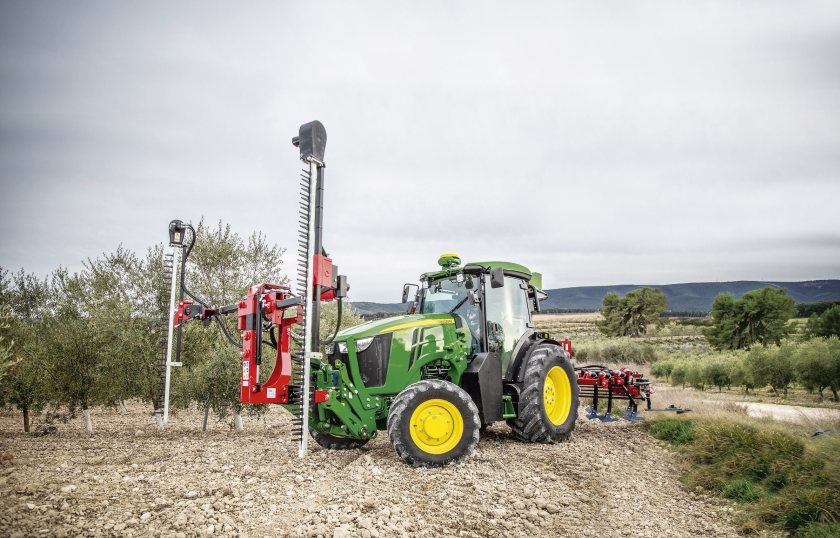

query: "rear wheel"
xmin=387 ymin=379 xmax=480 ymax=467
xmin=508 ymin=344 xmax=578 ymax=442
xmin=311 ymin=430 xmax=369 ymax=450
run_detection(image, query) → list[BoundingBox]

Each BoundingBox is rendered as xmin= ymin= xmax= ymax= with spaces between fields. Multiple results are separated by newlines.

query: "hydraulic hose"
xmin=213 ymin=315 xmax=242 ymax=349
xmin=267 ymin=325 xmax=278 ymax=350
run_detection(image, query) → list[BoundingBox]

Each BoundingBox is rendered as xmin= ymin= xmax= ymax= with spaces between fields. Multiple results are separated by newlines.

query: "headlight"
xmin=325 ymin=342 xmax=335 ymax=355
xmin=355 ymin=336 xmax=374 ymax=353
xmin=338 ymin=341 xmax=348 ymax=354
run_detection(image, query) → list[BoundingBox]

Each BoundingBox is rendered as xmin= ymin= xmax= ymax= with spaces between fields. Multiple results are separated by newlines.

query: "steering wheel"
xmin=453 ymin=313 xmax=480 ymax=351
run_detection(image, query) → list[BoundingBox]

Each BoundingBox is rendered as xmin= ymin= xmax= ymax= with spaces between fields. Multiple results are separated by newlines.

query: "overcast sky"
xmin=1 ymin=2 xmax=838 ymax=302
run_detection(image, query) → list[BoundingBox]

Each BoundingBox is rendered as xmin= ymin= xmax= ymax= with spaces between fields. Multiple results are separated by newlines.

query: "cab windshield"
xmin=419 ymin=277 xmax=471 ymax=314
xmin=419 ymin=275 xmax=480 ymax=351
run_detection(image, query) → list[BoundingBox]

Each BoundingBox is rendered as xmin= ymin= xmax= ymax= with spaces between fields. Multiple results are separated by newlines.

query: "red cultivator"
xmin=557 ymin=338 xmax=687 ymax=420
xmin=575 ymin=365 xmax=653 ymax=420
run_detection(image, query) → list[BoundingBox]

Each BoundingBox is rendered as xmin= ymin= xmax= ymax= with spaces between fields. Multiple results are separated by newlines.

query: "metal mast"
xmin=290 ymin=121 xmax=327 ymax=458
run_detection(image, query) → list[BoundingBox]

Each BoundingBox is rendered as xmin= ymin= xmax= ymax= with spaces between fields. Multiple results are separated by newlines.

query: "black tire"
xmin=507 ymin=344 xmax=578 ymax=443
xmin=387 ymin=379 xmax=480 ymax=467
xmin=310 ymin=430 xmax=370 ymax=450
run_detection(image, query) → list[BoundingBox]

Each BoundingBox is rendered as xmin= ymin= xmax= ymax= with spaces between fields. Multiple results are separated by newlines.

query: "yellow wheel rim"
xmin=543 ymin=366 xmax=572 ymax=425
xmin=409 ymin=398 xmax=464 ymax=454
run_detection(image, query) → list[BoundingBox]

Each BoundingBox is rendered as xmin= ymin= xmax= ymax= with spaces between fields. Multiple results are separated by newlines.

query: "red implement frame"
xmin=172 ymin=255 xmax=337 ymax=406
xmin=576 ymin=365 xmax=654 ymax=414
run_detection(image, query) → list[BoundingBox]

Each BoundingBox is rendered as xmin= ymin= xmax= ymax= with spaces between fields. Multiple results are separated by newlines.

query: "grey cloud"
xmin=1 ymin=1 xmax=838 ymax=302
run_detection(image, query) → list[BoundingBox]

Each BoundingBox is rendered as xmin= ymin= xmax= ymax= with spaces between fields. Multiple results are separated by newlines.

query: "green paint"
xmin=307 ymin=255 xmax=544 ymax=441
xmin=310 ymin=312 xmax=471 ymax=439
xmin=502 ymin=395 xmax=516 ymax=419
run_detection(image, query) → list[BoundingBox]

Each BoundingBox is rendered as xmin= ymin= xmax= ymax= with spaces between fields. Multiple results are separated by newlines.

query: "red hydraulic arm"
xmin=171 ymin=254 xmax=344 ymax=406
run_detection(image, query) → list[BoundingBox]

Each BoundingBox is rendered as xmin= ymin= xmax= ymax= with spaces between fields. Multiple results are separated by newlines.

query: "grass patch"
xmin=722 ymin=478 xmax=762 ymax=502
xmin=645 ymin=417 xmax=840 ymax=535
xmin=647 ymin=418 xmax=695 ymax=445
xmin=798 ymin=522 xmax=840 ymax=538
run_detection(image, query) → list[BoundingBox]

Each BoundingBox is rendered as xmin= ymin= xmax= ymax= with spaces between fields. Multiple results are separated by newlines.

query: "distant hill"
xmin=350 ymin=280 xmax=840 ymax=315
xmin=542 ymin=280 xmax=840 ymax=312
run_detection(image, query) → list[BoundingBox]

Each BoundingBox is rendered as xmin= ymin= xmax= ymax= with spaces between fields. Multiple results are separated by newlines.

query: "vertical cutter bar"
xmin=163 ymin=246 xmax=181 ymax=426
xmin=298 ymin=158 xmax=320 ymax=458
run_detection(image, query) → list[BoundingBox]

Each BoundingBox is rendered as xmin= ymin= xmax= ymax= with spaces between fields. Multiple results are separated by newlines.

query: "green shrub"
xmin=574 ymin=338 xmax=658 ymax=365
xmin=650 ymin=359 xmax=675 ymax=381
xmin=670 ymin=362 xmax=689 ymax=387
xmin=651 ymin=418 xmax=840 ymax=535
xmin=722 ymin=478 xmax=761 ymax=502
xmin=647 ymin=418 xmax=695 ymax=445
xmin=773 ymin=487 xmax=840 ymax=532
xmin=702 ymin=360 xmax=731 ymax=391
xmin=685 ymin=363 xmax=705 ymax=390
xmin=798 ymin=522 xmax=840 ymax=538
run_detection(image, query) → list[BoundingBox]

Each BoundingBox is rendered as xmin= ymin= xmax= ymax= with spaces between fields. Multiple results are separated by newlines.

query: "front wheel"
xmin=387 ymin=379 xmax=480 ymax=467
xmin=508 ymin=344 xmax=578 ymax=443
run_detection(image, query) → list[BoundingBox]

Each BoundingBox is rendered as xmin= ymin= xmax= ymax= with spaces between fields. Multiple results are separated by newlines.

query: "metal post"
xmin=298 ymin=158 xmax=321 ymax=458
xmin=310 ymin=166 xmax=324 ymax=351
xmin=163 ymin=246 xmax=181 ymax=426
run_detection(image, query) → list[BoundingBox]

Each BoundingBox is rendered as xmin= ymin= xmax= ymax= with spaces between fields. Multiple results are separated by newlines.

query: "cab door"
xmin=483 ymin=275 xmax=532 ymax=375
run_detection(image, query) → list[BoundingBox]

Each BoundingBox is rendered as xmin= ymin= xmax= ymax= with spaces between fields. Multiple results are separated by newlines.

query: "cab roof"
xmin=421 ymin=260 xmax=543 ymax=290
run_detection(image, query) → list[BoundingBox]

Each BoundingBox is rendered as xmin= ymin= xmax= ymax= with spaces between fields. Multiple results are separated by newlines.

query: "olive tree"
xmin=44 ymin=269 xmax=110 ymax=432
xmin=746 ymin=344 xmax=796 ymax=397
xmin=729 ymin=356 xmax=757 ymax=394
xmin=703 ymin=360 xmax=732 ymax=392
xmin=0 ymin=269 xmax=50 ymax=432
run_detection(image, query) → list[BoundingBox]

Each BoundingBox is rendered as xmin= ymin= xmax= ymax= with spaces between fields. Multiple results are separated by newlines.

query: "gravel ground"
xmin=0 ymin=404 xmax=738 ymax=537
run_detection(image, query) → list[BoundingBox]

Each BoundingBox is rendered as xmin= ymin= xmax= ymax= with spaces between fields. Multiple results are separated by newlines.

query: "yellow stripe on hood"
xmin=380 ymin=318 xmax=455 ymax=333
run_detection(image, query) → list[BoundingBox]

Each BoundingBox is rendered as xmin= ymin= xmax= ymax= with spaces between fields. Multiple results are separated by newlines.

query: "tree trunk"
xmin=118 ymin=400 xmax=127 ymax=415
xmin=783 ymin=387 xmax=788 ymax=398
xmin=831 ymin=387 xmax=838 ymax=402
xmin=82 ymin=408 xmax=93 ymax=433
xmin=23 ymin=407 xmax=30 ymax=433
xmin=232 ymin=409 xmax=244 ymax=432
xmin=155 ymin=412 xmax=165 ymax=432
xmin=202 ymin=406 xmax=210 ymax=432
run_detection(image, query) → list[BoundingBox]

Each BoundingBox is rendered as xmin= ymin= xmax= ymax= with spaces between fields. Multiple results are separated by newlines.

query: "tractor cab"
xmin=408 ymin=254 xmax=547 ymax=377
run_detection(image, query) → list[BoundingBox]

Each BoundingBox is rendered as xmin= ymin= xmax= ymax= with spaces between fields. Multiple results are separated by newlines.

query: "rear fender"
xmin=507 ymin=334 xmax=566 ymax=383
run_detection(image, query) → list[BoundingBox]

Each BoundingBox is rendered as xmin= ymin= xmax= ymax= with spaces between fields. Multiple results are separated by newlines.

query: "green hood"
xmin=335 ymin=313 xmax=456 ymax=340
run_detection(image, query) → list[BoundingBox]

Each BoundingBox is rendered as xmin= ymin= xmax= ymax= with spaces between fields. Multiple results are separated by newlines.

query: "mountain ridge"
xmin=350 ymin=279 xmax=840 ymax=315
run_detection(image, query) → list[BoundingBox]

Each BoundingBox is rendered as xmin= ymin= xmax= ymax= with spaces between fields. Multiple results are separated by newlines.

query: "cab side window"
xmin=484 ymin=276 xmax=531 ymax=372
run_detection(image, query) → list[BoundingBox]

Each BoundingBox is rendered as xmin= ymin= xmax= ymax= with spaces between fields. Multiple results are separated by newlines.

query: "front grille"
xmin=357 ymin=334 xmax=392 ymax=388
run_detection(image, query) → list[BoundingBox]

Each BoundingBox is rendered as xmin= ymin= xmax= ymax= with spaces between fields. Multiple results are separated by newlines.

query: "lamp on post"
xmin=168 ymin=220 xmax=187 ymax=247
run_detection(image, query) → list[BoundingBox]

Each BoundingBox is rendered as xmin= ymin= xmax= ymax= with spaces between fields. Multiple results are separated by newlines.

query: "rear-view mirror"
xmin=402 ymin=283 xmax=419 ymax=303
xmin=490 ymin=268 xmax=505 ymax=288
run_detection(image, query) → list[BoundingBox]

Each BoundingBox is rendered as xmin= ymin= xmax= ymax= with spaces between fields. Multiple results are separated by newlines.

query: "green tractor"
xmin=311 ymin=253 xmax=579 ymax=466
xmin=162 ymin=121 xmax=578 ymax=467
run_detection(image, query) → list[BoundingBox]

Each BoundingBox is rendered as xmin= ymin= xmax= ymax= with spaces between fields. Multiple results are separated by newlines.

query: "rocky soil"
xmin=0 ymin=404 xmax=737 ymax=537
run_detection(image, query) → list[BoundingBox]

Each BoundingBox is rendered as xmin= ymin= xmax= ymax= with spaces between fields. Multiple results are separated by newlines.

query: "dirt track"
xmin=0 ymin=404 xmax=737 ymax=537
